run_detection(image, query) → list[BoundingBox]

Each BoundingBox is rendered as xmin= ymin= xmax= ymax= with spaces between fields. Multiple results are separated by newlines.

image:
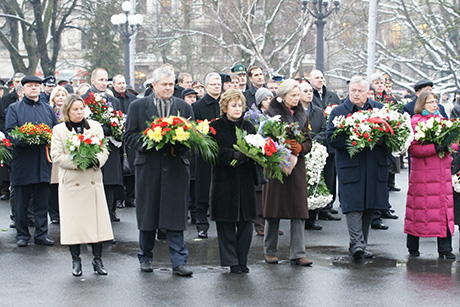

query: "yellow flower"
xmin=147 ymin=126 xmax=163 ymax=142
xmin=173 ymin=127 xmax=190 ymax=141
xmin=163 ymin=117 xmax=173 ymax=125
xmin=196 ymin=120 xmax=210 ymax=134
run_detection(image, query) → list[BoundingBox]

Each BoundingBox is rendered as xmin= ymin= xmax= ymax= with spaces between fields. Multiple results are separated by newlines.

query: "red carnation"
xmin=3 ymin=139 xmax=11 ymax=147
xmin=84 ymin=138 xmax=92 ymax=144
xmin=363 ymin=133 xmax=369 ymax=139
xmin=352 ymin=141 xmax=356 ymax=146
xmin=368 ymin=138 xmax=372 ymax=142
xmin=160 ymin=121 xmax=168 ymax=127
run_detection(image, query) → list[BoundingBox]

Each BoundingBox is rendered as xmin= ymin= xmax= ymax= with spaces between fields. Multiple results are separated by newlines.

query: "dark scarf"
xmin=267 ymin=97 xmax=307 ymax=130
xmin=65 ymin=118 xmax=90 ymax=133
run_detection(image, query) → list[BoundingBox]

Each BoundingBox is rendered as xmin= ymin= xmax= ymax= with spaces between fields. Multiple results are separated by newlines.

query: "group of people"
xmin=1 ymin=62 xmax=459 ymax=279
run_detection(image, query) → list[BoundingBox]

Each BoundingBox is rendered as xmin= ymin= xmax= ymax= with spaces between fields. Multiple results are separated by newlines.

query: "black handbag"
xmin=122 ymin=145 xmax=132 ymax=176
xmin=253 ymin=164 xmax=268 ymax=186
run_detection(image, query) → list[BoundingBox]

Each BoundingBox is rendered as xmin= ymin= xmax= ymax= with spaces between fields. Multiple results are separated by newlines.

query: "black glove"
xmin=102 ymin=124 xmax=112 ymax=137
xmin=232 ymin=151 xmax=247 ymax=162
xmin=435 ymin=144 xmax=448 ymax=154
xmin=88 ymin=158 xmax=100 ymax=169
xmin=376 ymin=137 xmax=385 ymax=146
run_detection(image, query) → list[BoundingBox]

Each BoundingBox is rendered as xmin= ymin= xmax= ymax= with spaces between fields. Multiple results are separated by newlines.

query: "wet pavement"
xmin=1 ymin=168 xmax=460 ymax=306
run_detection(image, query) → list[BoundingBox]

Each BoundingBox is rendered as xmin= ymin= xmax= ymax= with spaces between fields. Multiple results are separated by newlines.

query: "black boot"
xmin=91 ymin=243 xmax=107 ymax=275
xmin=69 ymin=245 xmax=82 ymax=276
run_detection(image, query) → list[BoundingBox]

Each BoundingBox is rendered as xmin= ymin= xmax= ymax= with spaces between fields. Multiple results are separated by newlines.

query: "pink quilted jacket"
xmin=404 ymin=114 xmax=456 ymax=238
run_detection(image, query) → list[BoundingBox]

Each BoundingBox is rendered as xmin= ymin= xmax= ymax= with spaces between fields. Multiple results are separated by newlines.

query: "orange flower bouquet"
xmin=10 ymin=122 xmax=52 ymax=146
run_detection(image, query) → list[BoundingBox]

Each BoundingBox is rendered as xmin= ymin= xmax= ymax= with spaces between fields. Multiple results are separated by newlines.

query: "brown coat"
xmin=50 ymin=120 xmax=113 ymax=245
xmin=262 ymin=98 xmax=312 ymax=219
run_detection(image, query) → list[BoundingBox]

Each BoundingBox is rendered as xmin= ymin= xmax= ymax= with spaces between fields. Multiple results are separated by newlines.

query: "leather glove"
xmin=435 ymin=144 xmax=448 ymax=154
xmin=102 ymin=124 xmax=112 ymax=137
xmin=285 ymin=139 xmax=302 ymax=156
xmin=88 ymin=158 xmax=100 ymax=169
xmin=232 ymin=151 xmax=247 ymax=162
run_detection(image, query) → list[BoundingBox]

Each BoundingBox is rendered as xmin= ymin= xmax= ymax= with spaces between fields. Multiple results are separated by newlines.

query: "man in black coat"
xmin=5 ymin=76 xmax=58 ymax=247
xmin=173 ymin=72 xmax=193 ymax=98
xmin=112 ymin=74 xmax=138 ymax=208
xmin=192 ymin=72 xmax=222 ymax=239
xmin=243 ymin=66 xmax=266 ymax=109
xmin=124 ymin=67 xmax=193 ymax=276
xmin=309 ymin=69 xmax=342 ymax=221
xmin=403 ymin=79 xmax=447 ymax=118
xmin=82 ymin=68 xmax=123 ymax=222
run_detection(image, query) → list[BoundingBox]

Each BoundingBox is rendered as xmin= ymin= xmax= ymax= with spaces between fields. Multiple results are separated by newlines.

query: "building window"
xmin=390 ymin=23 xmax=401 ymax=47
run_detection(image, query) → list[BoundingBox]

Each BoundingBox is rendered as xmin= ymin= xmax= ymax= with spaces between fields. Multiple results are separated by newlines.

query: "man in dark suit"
xmin=124 ymin=67 xmax=194 ymax=276
xmin=192 ymin=72 xmax=221 ymax=239
xmin=326 ymin=76 xmax=390 ymax=260
xmin=243 ymin=66 xmax=265 ymax=109
xmin=5 ymin=75 xmax=58 ymax=247
xmin=112 ymin=74 xmax=138 ymax=209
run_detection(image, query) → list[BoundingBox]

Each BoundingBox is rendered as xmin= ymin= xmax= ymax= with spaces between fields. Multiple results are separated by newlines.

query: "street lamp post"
xmin=301 ymin=0 xmax=340 ymax=72
xmin=110 ymin=1 xmax=143 ymax=87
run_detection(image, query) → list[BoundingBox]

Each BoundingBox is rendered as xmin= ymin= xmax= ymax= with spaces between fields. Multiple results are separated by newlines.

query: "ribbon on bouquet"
xmin=366 ymin=117 xmax=394 ymax=136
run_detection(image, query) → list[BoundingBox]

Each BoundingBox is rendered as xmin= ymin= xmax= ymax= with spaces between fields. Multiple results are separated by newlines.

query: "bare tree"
xmin=0 ymin=0 xmax=80 ymax=75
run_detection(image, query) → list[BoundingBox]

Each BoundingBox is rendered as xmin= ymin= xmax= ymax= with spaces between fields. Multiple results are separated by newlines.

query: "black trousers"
xmin=196 ymin=201 xmax=209 ymax=232
xmin=407 ymin=232 xmax=452 ymax=253
xmin=215 ymin=220 xmax=253 ymax=267
xmin=322 ymin=153 xmax=337 ymax=212
xmin=124 ymin=175 xmax=135 ymax=205
xmin=15 ymin=183 xmax=50 ymax=241
xmin=104 ymin=185 xmax=117 ymax=220
xmin=305 ymin=209 xmax=318 ymax=226
xmin=48 ymin=183 xmax=59 ymax=221
xmin=254 ymin=190 xmax=264 ymax=232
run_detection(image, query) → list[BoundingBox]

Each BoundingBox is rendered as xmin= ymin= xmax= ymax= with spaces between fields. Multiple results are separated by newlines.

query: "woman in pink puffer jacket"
xmin=405 ymin=91 xmax=457 ymax=259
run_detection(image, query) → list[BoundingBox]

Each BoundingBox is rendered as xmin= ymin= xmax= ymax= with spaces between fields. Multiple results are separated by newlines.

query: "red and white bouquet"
xmin=66 ymin=132 xmax=108 ymax=171
xmin=324 ymin=104 xmax=338 ymax=122
xmin=0 ymin=131 xmax=12 ymax=162
xmin=84 ymin=92 xmax=126 ymax=139
xmin=331 ymin=107 xmax=412 ymax=157
xmin=140 ymin=115 xmax=218 ymax=163
xmin=233 ymin=127 xmax=293 ymax=183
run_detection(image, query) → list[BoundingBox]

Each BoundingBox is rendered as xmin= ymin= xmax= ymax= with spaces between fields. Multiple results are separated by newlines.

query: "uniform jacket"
xmin=5 ymin=96 xmax=58 ymax=186
xmin=209 ymin=115 xmax=257 ymax=222
xmin=192 ymin=93 xmax=220 ymax=203
xmin=311 ymin=85 xmax=341 ymax=110
xmin=326 ymin=98 xmax=389 ymax=214
xmin=124 ymin=94 xmax=194 ymax=231
xmin=404 ymin=114 xmax=456 ymax=237
xmin=262 ymin=97 xmax=312 ymax=219
xmin=51 ymin=120 xmax=113 ymax=244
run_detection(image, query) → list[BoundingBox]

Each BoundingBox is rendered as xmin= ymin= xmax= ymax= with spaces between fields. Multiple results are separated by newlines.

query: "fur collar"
xmin=267 ymin=97 xmax=307 ymax=129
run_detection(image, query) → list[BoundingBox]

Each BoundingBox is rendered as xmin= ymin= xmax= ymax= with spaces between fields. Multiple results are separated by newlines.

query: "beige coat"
xmin=51 ymin=120 xmax=113 ymax=245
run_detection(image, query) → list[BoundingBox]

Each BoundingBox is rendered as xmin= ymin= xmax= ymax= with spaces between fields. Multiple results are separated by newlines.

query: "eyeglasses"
xmin=425 ymin=100 xmax=438 ymax=105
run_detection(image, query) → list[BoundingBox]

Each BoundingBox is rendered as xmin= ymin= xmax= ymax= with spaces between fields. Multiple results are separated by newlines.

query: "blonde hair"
xmin=49 ymin=85 xmax=68 ymax=106
xmin=219 ymin=88 xmax=246 ymax=116
xmin=61 ymin=94 xmax=84 ymax=122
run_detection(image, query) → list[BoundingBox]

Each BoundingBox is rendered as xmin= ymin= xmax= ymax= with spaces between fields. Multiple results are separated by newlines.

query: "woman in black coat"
xmin=209 ymin=89 xmax=257 ymax=274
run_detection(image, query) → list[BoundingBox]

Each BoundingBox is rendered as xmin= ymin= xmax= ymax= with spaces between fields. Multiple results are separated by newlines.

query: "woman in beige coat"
xmin=51 ymin=94 xmax=113 ymax=277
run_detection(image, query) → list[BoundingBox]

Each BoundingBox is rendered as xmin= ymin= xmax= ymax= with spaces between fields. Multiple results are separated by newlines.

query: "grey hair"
xmin=298 ymin=82 xmax=313 ymax=91
xmin=77 ymin=83 xmax=90 ymax=92
xmin=349 ymin=76 xmax=370 ymax=90
xmin=204 ymin=72 xmax=221 ymax=85
xmin=152 ymin=67 xmax=175 ymax=84
xmin=112 ymin=74 xmax=125 ymax=83
xmin=13 ymin=72 xmax=26 ymax=79
xmin=369 ymin=72 xmax=384 ymax=84
xmin=277 ymin=79 xmax=300 ymax=98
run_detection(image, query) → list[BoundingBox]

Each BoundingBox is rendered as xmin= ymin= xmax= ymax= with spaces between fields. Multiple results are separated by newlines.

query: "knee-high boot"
xmin=69 ymin=244 xmax=82 ymax=276
xmin=91 ymin=243 xmax=107 ymax=275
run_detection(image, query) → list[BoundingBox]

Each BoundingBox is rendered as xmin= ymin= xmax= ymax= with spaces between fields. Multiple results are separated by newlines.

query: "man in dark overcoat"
xmin=112 ymin=74 xmax=138 ymax=208
xmin=326 ymin=76 xmax=389 ymax=260
xmin=5 ymin=76 xmax=58 ymax=247
xmin=124 ymin=67 xmax=194 ymax=276
xmin=192 ymin=72 xmax=222 ymax=239
xmin=82 ymin=68 xmax=123 ymax=222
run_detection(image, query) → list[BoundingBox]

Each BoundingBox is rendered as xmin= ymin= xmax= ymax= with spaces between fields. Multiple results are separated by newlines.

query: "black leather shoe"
xmin=72 ymin=259 xmax=82 ymax=276
xmin=50 ymin=219 xmax=60 ymax=224
xmin=363 ymin=250 xmax=374 ymax=258
xmin=371 ymin=223 xmax=389 ymax=230
xmin=409 ymin=250 xmax=420 ymax=257
xmin=240 ymin=265 xmax=249 ymax=273
xmin=318 ymin=212 xmax=341 ymax=221
xmin=116 ymin=200 xmax=125 ymax=208
xmin=230 ymin=265 xmax=242 ymax=274
xmin=92 ymin=258 xmax=108 ymax=275
xmin=352 ymin=249 xmax=364 ymax=260
xmin=439 ymin=251 xmax=456 ymax=259
xmin=34 ymin=237 xmax=55 ymax=246
xmin=172 ymin=264 xmax=193 ymax=276
xmin=124 ymin=200 xmax=136 ymax=208
xmin=330 ymin=208 xmax=339 ymax=214
xmin=10 ymin=221 xmax=15 ymax=228
xmin=17 ymin=239 xmax=28 ymax=247
xmin=305 ymin=223 xmax=322 ymax=230
xmin=381 ymin=211 xmax=399 ymax=219
xmin=140 ymin=261 xmax=153 ymax=272
xmin=388 ymin=185 xmax=401 ymax=192
xmin=198 ymin=231 xmax=208 ymax=238
xmin=111 ymin=213 xmax=120 ymax=222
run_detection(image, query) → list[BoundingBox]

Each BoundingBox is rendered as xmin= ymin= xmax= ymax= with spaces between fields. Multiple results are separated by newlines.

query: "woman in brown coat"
xmin=262 ymin=79 xmax=313 ymax=266
xmin=51 ymin=94 xmax=113 ymax=276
